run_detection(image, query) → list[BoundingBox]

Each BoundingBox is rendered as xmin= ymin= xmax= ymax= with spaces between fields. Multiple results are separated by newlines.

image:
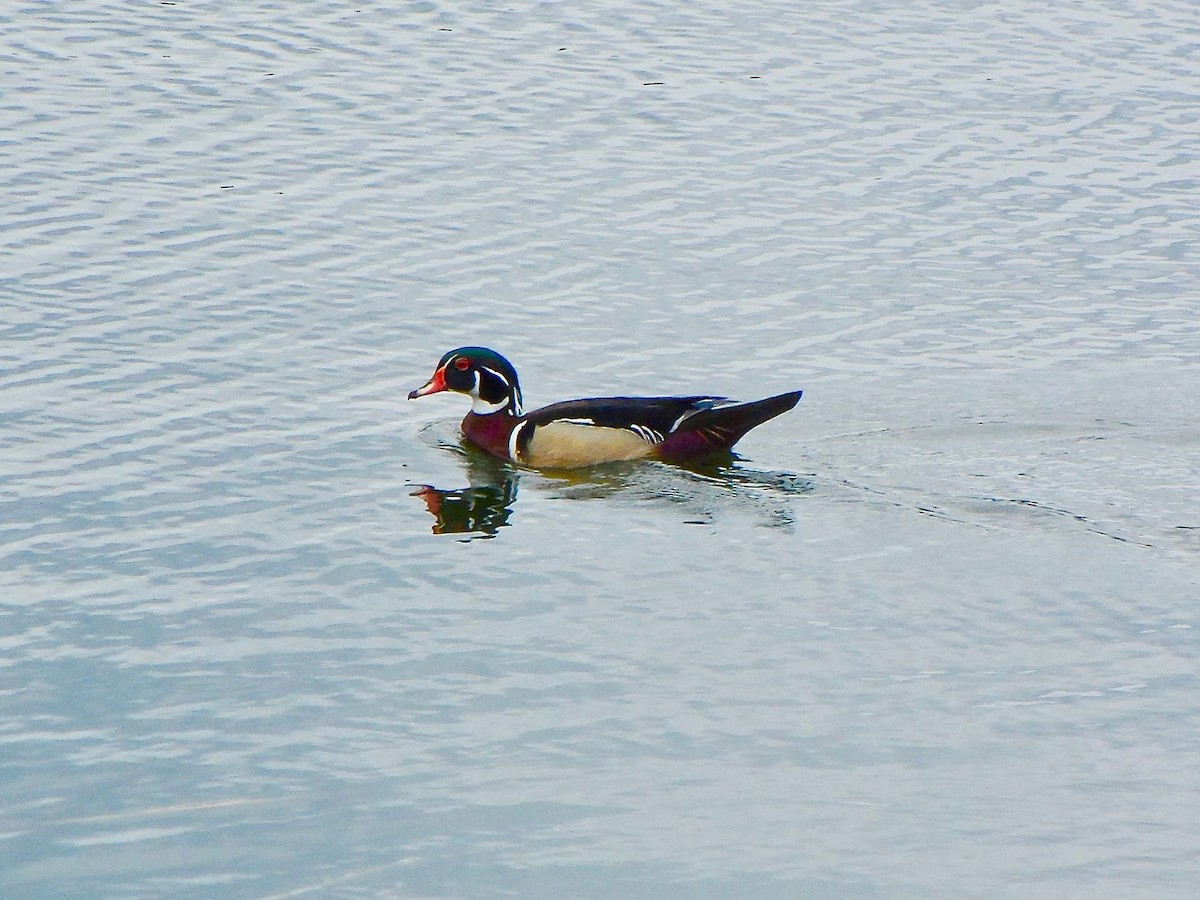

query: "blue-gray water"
xmin=2 ymin=1 xmax=1198 ymax=897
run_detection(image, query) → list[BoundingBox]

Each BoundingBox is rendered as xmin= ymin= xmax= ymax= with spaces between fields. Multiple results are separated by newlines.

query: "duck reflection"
xmin=410 ymin=454 xmax=641 ymax=536
xmin=411 ymin=440 xmax=813 ymax=538
xmin=410 ymin=449 xmax=520 ymax=538
xmin=411 ymin=477 xmax=518 ymax=537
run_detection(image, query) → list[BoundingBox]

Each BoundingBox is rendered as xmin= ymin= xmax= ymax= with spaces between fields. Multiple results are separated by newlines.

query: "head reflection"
xmin=410 ymin=474 xmax=518 ymax=537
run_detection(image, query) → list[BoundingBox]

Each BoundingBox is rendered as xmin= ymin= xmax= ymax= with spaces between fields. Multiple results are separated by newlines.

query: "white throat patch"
xmin=471 ymin=394 xmax=509 ymax=414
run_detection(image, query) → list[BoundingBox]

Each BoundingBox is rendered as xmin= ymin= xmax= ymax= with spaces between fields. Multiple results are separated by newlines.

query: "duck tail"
xmin=658 ymin=390 xmax=802 ymax=462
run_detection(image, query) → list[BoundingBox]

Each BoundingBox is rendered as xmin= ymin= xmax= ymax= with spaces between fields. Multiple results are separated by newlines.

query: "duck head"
xmin=408 ymin=347 xmax=523 ymax=416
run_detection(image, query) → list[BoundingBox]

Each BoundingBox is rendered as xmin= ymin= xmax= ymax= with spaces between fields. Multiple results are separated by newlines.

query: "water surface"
xmin=2 ymin=1 xmax=1198 ymax=897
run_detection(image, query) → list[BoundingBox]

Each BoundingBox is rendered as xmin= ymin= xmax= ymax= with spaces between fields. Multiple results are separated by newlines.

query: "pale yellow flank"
xmin=521 ymin=421 xmax=656 ymax=468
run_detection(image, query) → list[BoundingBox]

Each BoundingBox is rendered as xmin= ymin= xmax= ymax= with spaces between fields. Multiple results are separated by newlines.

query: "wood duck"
xmin=408 ymin=347 xmax=802 ymax=469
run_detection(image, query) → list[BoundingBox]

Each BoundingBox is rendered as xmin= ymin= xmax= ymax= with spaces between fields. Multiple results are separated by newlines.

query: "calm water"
xmin=2 ymin=1 xmax=1198 ymax=897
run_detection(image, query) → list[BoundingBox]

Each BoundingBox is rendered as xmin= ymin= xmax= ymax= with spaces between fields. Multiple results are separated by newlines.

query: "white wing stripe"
xmin=630 ymin=424 xmax=664 ymax=444
xmin=670 ymin=397 xmax=729 ymax=432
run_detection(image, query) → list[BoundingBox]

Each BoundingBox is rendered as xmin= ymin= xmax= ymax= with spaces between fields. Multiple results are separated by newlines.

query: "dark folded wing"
xmin=524 ymin=396 xmax=727 ymax=443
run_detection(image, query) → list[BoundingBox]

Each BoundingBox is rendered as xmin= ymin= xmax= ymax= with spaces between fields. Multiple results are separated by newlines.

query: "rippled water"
xmin=3 ymin=1 xmax=1198 ymax=896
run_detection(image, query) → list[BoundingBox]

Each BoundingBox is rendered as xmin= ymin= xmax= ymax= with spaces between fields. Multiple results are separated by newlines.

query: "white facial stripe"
xmin=472 ymin=364 xmax=520 ymax=414
xmin=480 ymin=365 xmax=509 ymax=387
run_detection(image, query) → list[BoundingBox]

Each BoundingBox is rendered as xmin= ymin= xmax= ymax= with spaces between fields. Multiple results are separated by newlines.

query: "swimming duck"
xmin=409 ymin=347 xmax=801 ymax=469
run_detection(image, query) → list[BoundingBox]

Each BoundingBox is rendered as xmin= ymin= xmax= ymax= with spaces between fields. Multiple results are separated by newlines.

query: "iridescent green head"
xmin=408 ymin=347 xmax=523 ymax=415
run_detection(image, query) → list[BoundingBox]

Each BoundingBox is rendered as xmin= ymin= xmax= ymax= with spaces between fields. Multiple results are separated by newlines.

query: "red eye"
xmin=454 ymin=357 xmax=470 ymax=371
